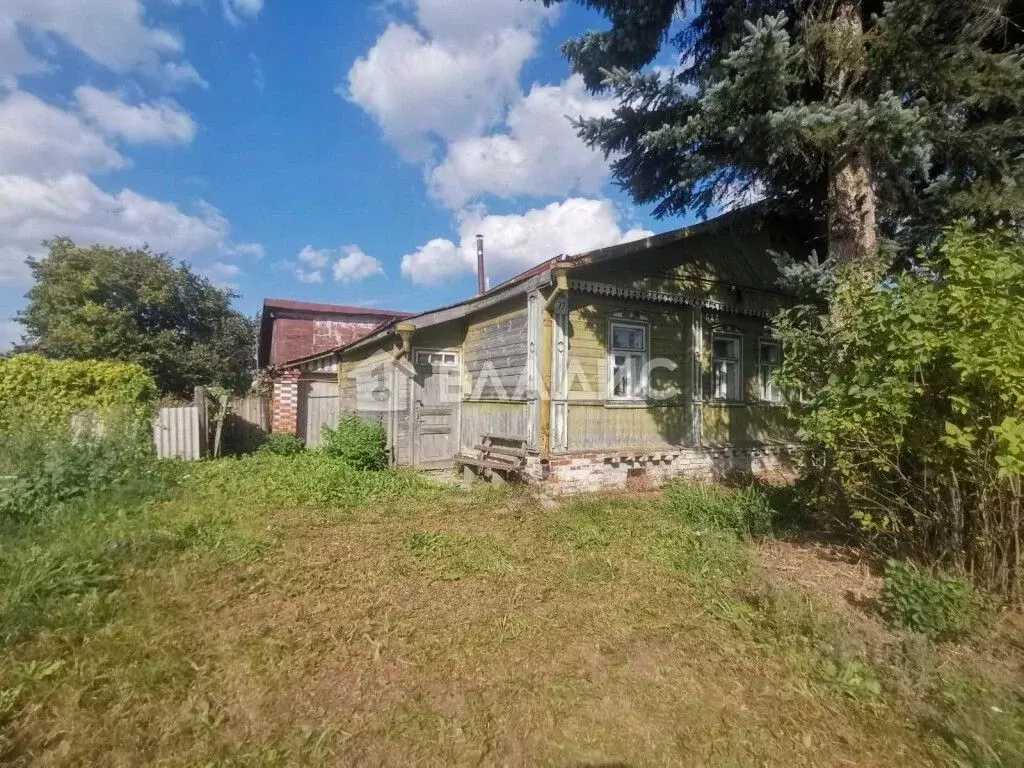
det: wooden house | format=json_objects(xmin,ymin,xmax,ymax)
[{"xmin": 309, "ymin": 206, "xmax": 811, "ymax": 491}]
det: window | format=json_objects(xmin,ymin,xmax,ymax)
[
  {"xmin": 415, "ymin": 350, "xmax": 458, "ymax": 367},
  {"xmin": 759, "ymin": 340, "xmax": 783, "ymax": 403},
  {"xmin": 609, "ymin": 321, "xmax": 647, "ymax": 399},
  {"xmin": 711, "ymin": 333, "xmax": 742, "ymax": 401}
]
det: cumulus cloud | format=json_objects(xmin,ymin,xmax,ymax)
[
  {"xmin": 75, "ymin": 87, "xmax": 197, "ymax": 144},
  {"xmin": 0, "ymin": 91, "xmax": 127, "ymax": 178},
  {"xmin": 0, "ymin": 0, "xmax": 183, "ymax": 85},
  {"xmin": 0, "ymin": 174, "xmax": 257, "ymax": 285},
  {"xmin": 345, "ymin": 0, "xmax": 555, "ymax": 159},
  {"xmin": 293, "ymin": 244, "xmax": 384, "ymax": 284},
  {"xmin": 160, "ymin": 60, "xmax": 209, "ymax": 91},
  {"xmin": 221, "ymin": 0, "xmax": 264, "ymax": 26},
  {"xmin": 333, "ymin": 245, "xmax": 385, "ymax": 283},
  {"xmin": 429, "ymin": 75, "xmax": 615, "ymax": 210},
  {"xmin": 401, "ymin": 198, "xmax": 653, "ymax": 286}
]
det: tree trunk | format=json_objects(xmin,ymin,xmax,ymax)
[{"xmin": 824, "ymin": 0, "xmax": 879, "ymax": 272}]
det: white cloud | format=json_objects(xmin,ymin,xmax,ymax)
[
  {"xmin": 429, "ymin": 75, "xmax": 615, "ymax": 210},
  {"xmin": 160, "ymin": 60, "xmax": 209, "ymax": 91},
  {"xmin": 293, "ymin": 244, "xmax": 384, "ymax": 284},
  {"xmin": 0, "ymin": 320, "xmax": 24, "ymax": 352},
  {"xmin": 0, "ymin": 0, "xmax": 182, "ymax": 85},
  {"xmin": 201, "ymin": 261, "xmax": 241, "ymax": 289},
  {"xmin": 75, "ymin": 87, "xmax": 197, "ymax": 144},
  {"xmin": 0, "ymin": 174, "xmax": 256, "ymax": 285},
  {"xmin": 412, "ymin": 0, "xmax": 554, "ymax": 43},
  {"xmin": 0, "ymin": 91, "xmax": 127, "ymax": 178},
  {"xmin": 345, "ymin": 21, "xmax": 539, "ymax": 158},
  {"xmin": 401, "ymin": 198, "xmax": 653, "ymax": 286},
  {"xmin": 332, "ymin": 245, "xmax": 384, "ymax": 283},
  {"xmin": 221, "ymin": 0, "xmax": 264, "ymax": 26}
]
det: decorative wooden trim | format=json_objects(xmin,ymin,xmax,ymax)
[{"xmin": 569, "ymin": 278, "xmax": 772, "ymax": 320}]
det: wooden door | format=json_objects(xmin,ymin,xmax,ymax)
[{"xmin": 413, "ymin": 350, "xmax": 460, "ymax": 468}]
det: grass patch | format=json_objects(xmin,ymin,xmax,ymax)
[{"xmin": 0, "ymin": 449, "xmax": 1020, "ymax": 766}]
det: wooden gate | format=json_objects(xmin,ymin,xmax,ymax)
[{"xmin": 412, "ymin": 351, "xmax": 460, "ymax": 468}]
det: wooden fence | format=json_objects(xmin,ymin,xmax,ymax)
[{"xmin": 301, "ymin": 394, "xmax": 341, "ymax": 448}]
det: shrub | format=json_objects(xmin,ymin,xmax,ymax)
[
  {"xmin": 881, "ymin": 559, "xmax": 979, "ymax": 641},
  {"xmin": 257, "ymin": 432, "xmax": 305, "ymax": 456},
  {"xmin": 0, "ymin": 417, "xmax": 166, "ymax": 525},
  {"xmin": 321, "ymin": 414, "xmax": 387, "ymax": 471},
  {"xmin": 775, "ymin": 223, "xmax": 1024, "ymax": 599},
  {"xmin": 0, "ymin": 354, "xmax": 156, "ymax": 433},
  {"xmin": 665, "ymin": 479, "xmax": 775, "ymax": 539}
]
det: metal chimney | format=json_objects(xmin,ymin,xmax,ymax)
[{"xmin": 476, "ymin": 234, "xmax": 486, "ymax": 295}]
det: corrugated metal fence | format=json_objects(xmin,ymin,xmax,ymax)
[
  {"xmin": 153, "ymin": 394, "xmax": 270, "ymax": 460},
  {"xmin": 153, "ymin": 404, "xmax": 203, "ymax": 460}
]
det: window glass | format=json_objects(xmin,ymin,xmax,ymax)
[
  {"xmin": 609, "ymin": 322, "xmax": 647, "ymax": 399},
  {"xmin": 759, "ymin": 341, "xmax": 783, "ymax": 403},
  {"xmin": 711, "ymin": 333, "xmax": 741, "ymax": 400}
]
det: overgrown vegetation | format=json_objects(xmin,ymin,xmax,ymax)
[
  {"xmin": 777, "ymin": 224, "xmax": 1024, "ymax": 600},
  {"xmin": 881, "ymin": 560, "xmax": 981, "ymax": 641},
  {"xmin": 0, "ymin": 446, "xmax": 1019, "ymax": 765},
  {"xmin": 257, "ymin": 431, "xmax": 305, "ymax": 456},
  {"xmin": 0, "ymin": 354, "xmax": 156, "ymax": 433},
  {"xmin": 321, "ymin": 414, "xmax": 388, "ymax": 470}
]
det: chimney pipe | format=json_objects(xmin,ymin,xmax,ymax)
[{"xmin": 476, "ymin": 234, "xmax": 486, "ymax": 295}]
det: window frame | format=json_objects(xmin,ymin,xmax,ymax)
[
  {"xmin": 414, "ymin": 349, "xmax": 459, "ymax": 368},
  {"xmin": 607, "ymin": 319, "xmax": 649, "ymax": 401},
  {"xmin": 710, "ymin": 331, "xmax": 743, "ymax": 402},
  {"xmin": 758, "ymin": 338, "xmax": 784, "ymax": 404}
]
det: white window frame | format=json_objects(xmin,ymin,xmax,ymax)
[
  {"xmin": 711, "ymin": 331, "xmax": 743, "ymax": 402},
  {"xmin": 414, "ymin": 349, "xmax": 459, "ymax": 368},
  {"xmin": 758, "ymin": 338, "xmax": 784, "ymax": 404},
  {"xmin": 607, "ymin": 320, "xmax": 648, "ymax": 400}
]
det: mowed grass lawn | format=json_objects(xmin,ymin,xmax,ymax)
[{"xmin": 1, "ymin": 453, "xmax": 1022, "ymax": 766}]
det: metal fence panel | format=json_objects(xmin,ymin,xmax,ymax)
[{"xmin": 153, "ymin": 405, "xmax": 202, "ymax": 460}]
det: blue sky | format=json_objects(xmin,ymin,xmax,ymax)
[{"xmin": 0, "ymin": 0, "xmax": 697, "ymax": 350}]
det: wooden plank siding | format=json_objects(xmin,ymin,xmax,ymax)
[
  {"xmin": 564, "ymin": 292, "xmax": 793, "ymax": 451},
  {"xmin": 460, "ymin": 401, "xmax": 530, "ymax": 453},
  {"xmin": 462, "ymin": 300, "xmax": 528, "ymax": 400}
]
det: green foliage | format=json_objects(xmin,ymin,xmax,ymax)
[
  {"xmin": 257, "ymin": 432, "xmax": 305, "ymax": 456},
  {"xmin": 664, "ymin": 479, "xmax": 775, "ymax": 539},
  {"xmin": 16, "ymin": 238, "xmax": 257, "ymax": 397},
  {"xmin": 188, "ymin": 452, "xmax": 437, "ymax": 510},
  {"xmin": 776, "ymin": 223, "xmax": 1024, "ymax": 598},
  {"xmin": 0, "ymin": 353, "xmax": 156, "ymax": 433},
  {"xmin": 321, "ymin": 414, "xmax": 388, "ymax": 471},
  {"xmin": 0, "ymin": 419, "xmax": 167, "ymax": 525},
  {"xmin": 881, "ymin": 560, "xmax": 979, "ymax": 641},
  {"xmin": 549, "ymin": 0, "xmax": 1024, "ymax": 253}
]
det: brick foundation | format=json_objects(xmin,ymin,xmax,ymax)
[
  {"xmin": 271, "ymin": 368, "xmax": 300, "ymax": 434},
  {"xmin": 524, "ymin": 445, "xmax": 796, "ymax": 494}
]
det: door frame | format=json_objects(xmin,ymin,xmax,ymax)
[{"xmin": 411, "ymin": 348, "xmax": 462, "ymax": 469}]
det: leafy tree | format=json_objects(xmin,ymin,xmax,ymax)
[
  {"xmin": 774, "ymin": 224, "xmax": 1024, "ymax": 598},
  {"xmin": 16, "ymin": 239, "xmax": 256, "ymax": 397},
  {"xmin": 544, "ymin": 0, "xmax": 1024, "ymax": 270}
]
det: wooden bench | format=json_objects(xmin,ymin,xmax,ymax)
[{"xmin": 456, "ymin": 434, "xmax": 528, "ymax": 484}]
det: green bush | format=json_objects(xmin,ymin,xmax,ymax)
[
  {"xmin": 0, "ymin": 354, "xmax": 156, "ymax": 433},
  {"xmin": 321, "ymin": 414, "xmax": 387, "ymax": 471},
  {"xmin": 0, "ymin": 418, "xmax": 166, "ymax": 525},
  {"xmin": 881, "ymin": 560, "xmax": 979, "ymax": 641},
  {"xmin": 775, "ymin": 223, "xmax": 1024, "ymax": 599},
  {"xmin": 665, "ymin": 479, "xmax": 775, "ymax": 539},
  {"xmin": 257, "ymin": 432, "xmax": 305, "ymax": 456}
]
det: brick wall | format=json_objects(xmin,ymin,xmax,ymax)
[
  {"xmin": 271, "ymin": 368, "xmax": 300, "ymax": 434},
  {"xmin": 524, "ymin": 445, "xmax": 795, "ymax": 495}
]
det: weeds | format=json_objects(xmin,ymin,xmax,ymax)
[
  {"xmin": 665, "ymin": 478, "xmax": 775, "ymax": 539},
  {"xmin": 881, "ymin": 559, "xmax": 982, "ymax": 641}
]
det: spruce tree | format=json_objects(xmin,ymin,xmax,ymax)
[{"xmin": 544, "ymin": 0, "xmax": 1024, "ymax": 269}]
